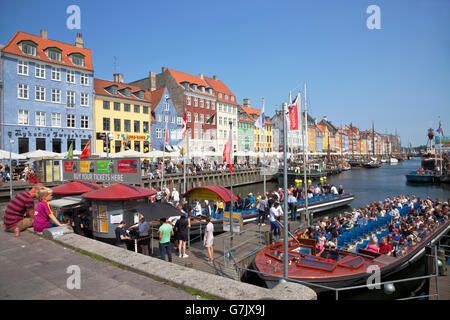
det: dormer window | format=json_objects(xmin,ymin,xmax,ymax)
[
  {"xmin": 209, "ymin": 88, "xmax": 213, "ymax": 95},
  {"xmin": 134, "ymin": 90, "xmax": 145, "ymax": 100},
  {"xmin": 191, "ymin": 84, "xmax": 197, "ymax": 91},
  {"xmin": 224, "ymin": 94, "xmax": 228, "ymax": 100},
  {"xmin": 20, "ymin": 41, "xmax": 37, "ymax": 56},
  {"xmin": 47, "ymin": 48, "xmax": 62, "ymax": 62},
  {"xmin": 231, "ymin": 96, "xmax": 234, "ymax": 102},
  {"xmin": 119, "ymin": 87, "xmax": 131, "ymax": 97},
  {"xmin": 71, "ymin": 53, "xmax": 85, "ymax": 67},
  {"xmin": 199, "ymin": 86, "xmax": 205, "ymax": 93},
  {"xmin": 218, "ymin": 93, "xmax": 223, "ymax": 99},
  {"xmin": 106, "ymin": 85, "xmax": 118, "ymax": 95}
]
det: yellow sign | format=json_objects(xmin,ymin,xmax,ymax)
[
  {"xmin": 100, "ymin": 220, "xmax": 108, "ymax": 233},
  {"xmin": 80, "ymin": 161, "xmax": 91, "ymax": 173},
  {"xmin": 223, "ymin": 212, "xmax": 243, "ymax": 233},
  {"xmin": 98, "ymin": 205, "xmax": 107, "ymax": 219},
  {"xmin": 189, "ymin": 189, "xmax": 222, "ymax": 201}
]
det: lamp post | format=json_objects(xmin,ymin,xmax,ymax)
[
  {"xmin": 106, "ymin": 132, "xmax": 113, "ymax": 185},
  {"xmin": 7, "ymin": 131, "xmax": 14, "ymax": 200}
]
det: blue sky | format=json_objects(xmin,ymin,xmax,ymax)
[{"xmin": 1, "ymin": 0, "xmax": 449, "ymax": 146}]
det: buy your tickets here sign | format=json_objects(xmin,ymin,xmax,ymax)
[{"xmin": 63, "ymin": 158, "xmax": 141, "ymax": 184}]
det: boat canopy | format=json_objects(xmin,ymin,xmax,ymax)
[{"xmin": 182, "ymin": 186, "xmax": 238, "ymax": 202}]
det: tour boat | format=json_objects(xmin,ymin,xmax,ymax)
[
  {"xmin": 405, "ymin": 170, "xmax": 435, "ymax": 183},
  {"xmin": 389, "ymin": 158, "xmax": 399, "ymax": 164},
  {"xmin": 253, "ymin": 203, "xmax": 450, "ymax": 292}
]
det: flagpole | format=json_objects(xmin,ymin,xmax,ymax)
[
  {"xmin": 161, "ymin": 121, "xmax": 167, "ymax": 190},
  {"xmin": 282, "ymin": 102, "xmax": 289, "ymax": 280},
  {"xmin": 183, "ymin": 132, "xmax": 187, "ymax": 194},
  {"xmin": 229, "ymin": 121, "xmax": 234, "ymax": 247},
  {"xmin": 262, "ymin": 97, "xmax": 266, "ymax": 195},
  {"xmin": 304, "ymin": 81, "xmax": 310, "ymax": 225}
]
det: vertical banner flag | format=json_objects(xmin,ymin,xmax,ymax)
[
  {"xmin": 437, "ymin": 117, "xmax": 444, "ymax": 136},
  {"xmin": 223, "ymin": 129, "xmax": 233, "ymax": 174},
  {"xmin": 164, "ymin": 121, "xmax": 169, "ymax": 144},
  {"xmin": 288, "ymin": 93, "xmax": 299, "ymax": 130},
  {"xmin": 66, "ymin": 142, "xmax": 73, "ymax": 160},
  {"xmin": 182, "ymin": 111, "xmax": 187, "ymax": 137},
  {"xmin": 80, "ymin": 141, "xmax": 91, "ymax": 159},
  {"xmin": 254, "ymin": 99, "xmax": 265, "ymax": 133}
]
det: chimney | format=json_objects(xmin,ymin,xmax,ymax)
[
  {"xmin": 213, "ymin": 75, "xmax": 218, "ymax": 80},
  {"xmin": 75, "ymin": 33, "xmax": 83, "ymax": 48},
  {"xmin": 113, "ymin": 73, "xmax": 124, "ymax": 83},
  {"xmin": 161, "ymin": 67, "xmax": 168, "ymax": 72},
  {"xmin": 40, "ymin": 29, "xmax": 48, "ymax": 39},
  {"xmin": 198, "ymin": 73, "xmax": 204, "ymax": 79},
  {"xmin": 243, "ymin": 98, "xmax": 250, "ymax": 107},
  {"xmin": 149, "ymin": 71, "xmax": 156, "ymax": 91}
]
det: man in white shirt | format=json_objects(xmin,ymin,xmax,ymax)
[
  {"xmin": 171, "ymin": 188, "xmax": 180, "ymax": 205},
  {"xmin": 330, "ymin": 185, "xmax": 338, "ymax": 195},
  {"xmin": 314, "ymin": 185, "xmax": 321, "ymax": 195},
  {"xmin": 194, "ymin": 201, "xmax": 202, "ymax": 217},
  {"xmin": 269, "ymin": 202, "xmax": 283, "ymax": 240}
]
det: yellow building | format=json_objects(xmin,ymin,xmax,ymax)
[{"xmin": 93, "ymin": 76, "xmax": 152, "ymax": 154}]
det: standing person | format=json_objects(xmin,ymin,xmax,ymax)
[
  {"xmin": 175, "ymin": 215, "xmax": 190, "ymax": 258},
  {"xmin": 216, "ymin": 200, "xmax": 224, "ymax": 217},
  {"xmin": 257, "ymin": 195, "xmax": 267, "ymax": 226},
  {"xmin": 158, "ymin": 217, "xmax": 174, "ymax": 262},
  {"xmin": 287, "ymin": 191, "xmax": 297, "ymax": 220},
  {"xmin": 130, "ymin": 216, "xmax": 150, "ymax": 256},
  {"xmin": 115, "ymin": 221, "xmax": 130, "ymax": 249},
  {"xmin": 171, "ymin": 188, "xmax": 180, "ymax": 206},
  {"xmin": 3, "ymin": 183, "xmax": 42, "ymax": 232},
  {"xmin": 33, "ymin": 187, "xmax": 67, "ymax": 233},
  {"xmin": 204, "ymin": 217, "xmax": 214, "ymax": 263},
  {"xmin": 269, "ymin": 201, "xmax": 283, "ymax": 240}
]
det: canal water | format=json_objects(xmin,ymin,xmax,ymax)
[{"xmin": 238, "ymin": 158, "xmax": 449, "ymax": 300}]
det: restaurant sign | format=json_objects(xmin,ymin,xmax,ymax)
[{"xmin": 63, "ymin": 157, "xmax": 141, "ymax": 184}]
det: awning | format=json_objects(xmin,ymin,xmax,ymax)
[
  {"xmin": 82, "ymin": 183, "xmax": 157, "ymax": 201},
  {"xmin": 52, "ymin": 181, "xmax": 103, "ymax": 196},
  {"xmin": 165, "ymin": 145, "xmax": 173, "ymax": 152},
  {"xmin": 49, "ymin": 197, "xmax": 84, "ymax": 209},
  {"xmin": 182, "ymin": 186, "xmax": 238, "ymax": 202}
]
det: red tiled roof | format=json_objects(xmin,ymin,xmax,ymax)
[
  {"xmin": 150, "ymin": 88, "xmax": 165, "ymax": 110},
  {"xmin": 167, "ymin": 68, "xmax": 215, "ymax": 97},
  {"xmin": 1, "ymin": 31, "xmax": 93, "ymax": 71},
  {"xmin": 82, "ymin": 183, "xmax": 157, "ymax": 201},
  {"xmin": 94, "ymin": 78, "xmax": 151, "ymax": 104},
  {"xmin": 204, "ymin": 76, "xmax": 238, "ymax": 105}
]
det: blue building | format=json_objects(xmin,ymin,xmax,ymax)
[
  {"xmin": 0, "ymin": 30, "xmax": 94, "ymax": 154},
  {"xmin": 150, "ymin": 87, "xmax": 183, "ymax": 151}
]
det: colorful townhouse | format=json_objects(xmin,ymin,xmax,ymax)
[
  {"xmin": 237, "ymin": 107, "xmax": 255, "ymax": 153},
  {"xmin": 240, "ymin": 102, "xmax": 273, "ymax": 153},
  {"xmin": 150, "ymin": 87, "xmax": 183, "ymax": 151},
  {"xmin": 271, "ymin": 110, "xmax": 303, "ymax": 153},
  {"xmin": 93, "ymin": 75, "xmax": 152, "ymax": 154},
  {"xmin": 130, "ymin": 68, "xmax": 217, "ymax": 155},
  {"xmin": 319, "ymin": 117, "xmax": 339, "ymax": 153},
  {"xmin": 0, "ymin": 30, "xmax": 94, "ymax": 153},
  {"xmin": 204, "ymin": 76, "xmax": 238, "ymax": 153}
]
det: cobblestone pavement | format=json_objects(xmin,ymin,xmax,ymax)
[{"xmin": 0, "ymin": 229, "xmax": 201, "ymax": 300}]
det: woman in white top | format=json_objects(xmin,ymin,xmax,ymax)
[{"xmin": 204, "ymin": 217, "xmax": 214, "ymax": 263}]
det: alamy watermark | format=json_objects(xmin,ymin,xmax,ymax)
[
  {"xmin": 66, "ymin": 5, "xmax": 81, "ymax": 30},
  {"xmin": 366, "ymin": 5, "xmax": 381, "ymax": 30},
  {"xmin": 66, "ymin": 265, "xmax": 81, "ymax": 290}
]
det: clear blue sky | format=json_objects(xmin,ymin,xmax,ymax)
[{"xmin": 1, "ymin": 0, "xmax": 449, "ymax": 147}]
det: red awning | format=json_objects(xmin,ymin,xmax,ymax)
[
  {"xmin": 81, "ymin": 183, "xmax": 156, "ymax": 201},
  {"xmin": 52, "ymin": 181, "xmax": 103, "ymax": 196},
  {"xmin": 182, "ymin": 186, "xmax": 238, "ymax": 202}
]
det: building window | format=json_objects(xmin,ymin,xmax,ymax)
[
  {"xmin": 219, "ymin": 116, "xmax": 222, "ymax": 125},
  {"xmin": 51, "ymin": 67, "xmax": 61, "ymax": 81},
  {"xmin": 164, "ymin": 101, "xmax": 169, "ymax": 111},
  {"xmin": 114, "ymin": 119, "xmax": 121, "ymax": 131},
  {"xmin": 67, "ymin": 70, "xmax": 75, "ymax": 83},
  {"xmin": 35, "ymin": 64, "xmax": 45, "ymax": 79},
  {"xmin": 80, "ymin": 93, "xmax": 89, "ymax": 106},
  {"xmin": 134, "ymin": 105, "xmax": 140, "ymax": 113},
  {"xmin": 51, "ymin": 88, "xmax": 61, "ymax": 103},
  {"xmin": 187, "ymin": 112, "xmax": 191, "ymax": 122},
  {"xmin": 143, "ymin": 106, "xmax": 149, "ymax": 114},
  {"xmin": 114, "ymin": 102, "xmax": 120, "ymax": 111},
  {"xmin": 81, "ymin": 115, "xmax": 89, "ymax": 129},
  {"xmin": 134, "ymin": 121, "xmax": 140, "ymax": 133},
  {"xmin": 143, "ymin": 121, "xmax": 149, "ymax": 133},
  {"xmin": 51, "ymin": 113, "xmax": 61, "ymax": 127},
  {"xmin": 72, "ymin": 55, "xmax": 85, "ymax": 67},
  {"xmin": 194, "ymin": 113, "xmax": 198, "ymax": 123},
  {"xmin": 22, "ymin": 43, "xmax": 36, "ymax": 56},
  {"xmin": 18, "ymin": 138, "xmax": 29, "ymax": 154},
  {"xmin": 103, "ymin": 101, "xmax": 110, "ymax": 110},
  {"xmin": 115, "ymin": 140, "xmax": 121, "ymax": 153},
  {"xmin": 35, "ymin": 86, "xmax": 46, "ymax": 101},
  {"xmin": 186, "ymin": 96, "xmax": 191, "ymax": 106},
  {"xmin": 200, "ymin": 114, "xmax": 204, "ymax": 123},
  {"xmin": 80, "ymin": 73, "xmax": 89, "ymax": 86},
  {"xmin": 211, "ymin": 101, "xmax": 215, "ymax": 110},
  {"xmin": 218, "ymin": 93, "xmax": 222, "ymax": 99},
  {"xmin": 157, "ymin": 114, "xmax": 162, "ymax": 122},
  {"xmin": 163, "ymin": 115, "xmax": 168, "ymax": 123},
  {"xmin": 48, "ymin": 50, "xmax": 61, "ymax": 62},
  {"xmin": 124, "ymin": 120, "xmax": 131, "ymax": 132},
  {"xmin": 225, "ymin": 94, "xmax": 228, "ymax": 100},
  {"xmin": 102, "ymin": 117, "xmax": 110, "ymax": 131},
  {"xmin": 35, "ymin": 111, "xmax": 46, "ymax": 126},
  {"xmin": 200, "ymin": 99, "xmax": 204, "ymax": 108},
  {"xmin": 206, "ymin": 100, "xmax": 210, "ymax": 109},
  {"xmin": 124, "ymin": 104, "xmax": 130, "ymax": 112},
  {"xmin": 66, "ymin": 114, "xmax": 75, "ymax": 128},
  {"xmin": 67, "ymin": 91, "xmax": 75, "ymax": 108},
  {"xmin": 18, "ymin": 83, "xmax": 29, "ymax": 99},
  {"xmin": 231, "ymin": 96, "xmax": 234, "ymax": 102},
  {"xmin": 171, "ymin": 115, "xmax": 175, "ymax": 123},
  {"xmin": 194, "ymin": 97, "xmax": 198, "ymax": 107},
  {"xmin": 18, "ymin": 60, "xmax": 29, "ymax": 76},
  {"xmin": 18, "ymin": 110, "xmax": 29, "ymax": 125},
  {"xmin": 36, "ymin": 138, "xmax": 46, "ymax": 150},
  {"xmin": 156, "ymin": 128, "xmax": 162, "ymax": 139},
  {"xmin": 134, "ymin": 141, "xmax": 140, "ymax": 151},
  {"xmin": 177, "ymin": 117, "xmax": 182, "ymax": 125}
]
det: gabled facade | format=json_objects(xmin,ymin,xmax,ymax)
[
  {"xmin": 1, "ymin": 30, "xmax": 94, "ymax": 153},
  {"xmin": 150, "ymin": 87, "xmax": 182, "ymax": 151},
  {"xmin": 93, "ymin": 75, "xmax": 151, "ymax": 153},
  {"xmin": 237, "ymin": 107, "xmax": 255, "ymax": 153},
  {"xmin": 271, "ymin": 110, "xmax": 303, "ymax": 153},
  {"xmin": 240, "ymin": 103, "xmax": 272, "ymax": 153}
]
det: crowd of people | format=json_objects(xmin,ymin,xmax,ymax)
[
  {"xmin": 298, "ymin": 195, "xmax": 449, "ymax": 257},
  {"xmin": 0, "ymin": 163, "xmax": 36, "ymax": 183}
]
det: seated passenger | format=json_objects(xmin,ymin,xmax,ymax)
[
  {"xmin": 33, "ymin": 187, "xmax": 67, "ymax": 232},
  {"xmin": 395, "ymin": 239, "xmax": 407, "ymax": 257},
  {"xmin": 366, "ymin": 236, "xmax": 379, "ymax": 253},
  {"xmin": 316, "ymin": 231, "xmax": 326, "ymax": 256},
  {"xmin": 378, "ymin": 237, "xmax": 392, "ymax": 256},
  {"xmin": 344, "ymin": 216, "xmax": 354, "ymax": 230}
]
